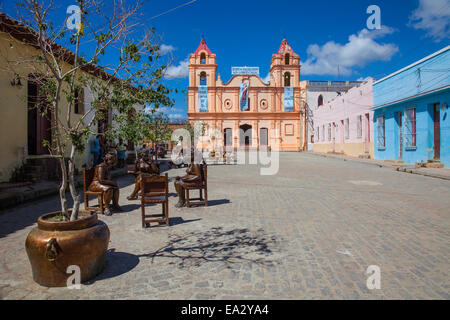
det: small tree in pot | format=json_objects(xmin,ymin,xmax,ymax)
[{"xmin": 3, "ymin": 0, "xmax": 174, "ymax": 286}]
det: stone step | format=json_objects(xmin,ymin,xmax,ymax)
[
  {"xmin": 384, "ymin": 160, "xmax": 405, "ymax": 164},
  {"xmin": 416, "ymin": 161, "xmax": 444, "ymax": 169}
]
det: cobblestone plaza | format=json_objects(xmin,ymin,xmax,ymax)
[{"xmin": 0, "ymin": 153, "xmax": 449, "ymax": 299}]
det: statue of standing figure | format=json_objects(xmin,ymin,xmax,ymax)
[
  {"xmin": 127, "ymin": 149, "xmax": 160, "ymax": 200},
  {"xmin": 89, "ymin": 151, "xmax": 122, "ymax": 216}
]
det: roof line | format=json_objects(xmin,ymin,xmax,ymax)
[
  {"xmin": 374, "ymin": 46, "xmax": 450, "ymax": 85},
  {"xmin": 0, "ymin": 11, "xmax": 124, "ymax": 84},
  {"xmin": 372, "ymin": 85, "xmax": 450, "ymax": 110}
]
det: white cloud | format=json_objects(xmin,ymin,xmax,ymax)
[
  {"xmin": 168, "ymin": 113, "xmax": 187, "ymax": 121},
  {"xmin": 301, "ymin": 27, "xmax": 398, "ymax": 76},
  {"xmin": 164, "ymin": 57, "xmax": 189, "ymax": 79},
  {"xmin": 357, "ymin": 76, "xmax": 373, "ymax": 82},
  {"xmin": 159, "ymin": 44, "xmax": 176, "ymax": 55},
  {"xmin": 262, "ymin": 73, "xmax": 270, "ymax": 83},
  {"xmin": 409, "ymin": 0, "xmax": 450, "ymax": 42}
]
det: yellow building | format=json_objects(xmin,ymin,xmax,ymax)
[
  {"xmin": 0, "ymin": 12, "xmax": 130, "ymax": 182},
  {"xmin": 187, "ymin": 39, "xmax": 306, "ymax": 152}
]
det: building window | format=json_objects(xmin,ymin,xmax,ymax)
[
  {"xmin": 322, "ymin": 125, "xmax": 325, "ymax": 142},
  {"xmin": 284, "ymin": 72, "xmax": 291, "ymax": 87},
  {"xmin": 200, "ymin": 72, "xmax": 206, "ymax": 85},
  {"xmin": 224, "ymin": 128, "xmax": 232, "ymax": 146},
  {"xmin": 344, "ymin": 118, "xmax": 349, "ymax": 139},
  {"xmin": 318, "ymin": 95, "xmax": 323, "ymax": 107},
  {"xmin": 74, "ymin": 87, "xmax": 84, "ymax": 114},
  {"xmin": 405, "ymin": 107, "xmax": 416, "ymax": 148},
  {"xmin": 316, "ymin": 126, "xmax": 320, "ymax": 142},
  {"xmin": 328, "ymin": 123, "xmax": 331, "ymax": 141},
  {"xmin": 200, "ymin": 52, "xmax": 206, "ymax": 64},
  {"xmin": 377, "ymin": 114, "xmax": 385, "ymax": 148},
  {"xmin": 357, "ymin": 115, "xmax": 362, "ymax": 138},
  {"xmin": 260, "ymin": 128, "xmax": 268, "ymax": 146},
  {"xmin": 285, "ymin": 53, "xmax": 290, "ymax": 65}
]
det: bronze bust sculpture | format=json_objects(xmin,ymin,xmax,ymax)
[
  {"xmin": 127, "ymin": 149, "xmax": 160, "ymax": 200},
  {"xmin": 174, "ymin": 150, "xmax": 204, "ymax": 208},
  {"xmin": 89, "ymin": 151, "xmax": 122, "ymax": 216}
]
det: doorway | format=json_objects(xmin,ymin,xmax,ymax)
[
  {"xmin": 332, "ymin": 122, "xmax": 336, "ymax": 153},
  {"xmin": 364, "ymin": 113, "xmax": 370, "ymax": 153},
  {"xmin": 239, "ymin": 124, "xmax": 252, "ymax": 148},
  {"xmin": 27, "ymin": 77, "xmax": 52, "ymax": 155},
  {"xmin": 434, "ymin": 103, "xmax": 440, "ymax": 160},
  {"xmin": 396, "ymin": 111, "xmax": 403, "ymax": 159}
]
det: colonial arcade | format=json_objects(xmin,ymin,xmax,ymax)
[{"xmin": 187, "ymin": 39, "xmax": 306, "ymax": 152}]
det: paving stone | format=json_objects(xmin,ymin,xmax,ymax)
[{"xmin": 0, "ymin": 153, "xmax": 449, "ymax": 299}]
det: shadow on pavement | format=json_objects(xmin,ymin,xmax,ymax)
[
  {"xmin": 169, "ymin": 217, "xmax": 201, "ymax": 226},
  {"xmin": 139, "ymin": 227, "xmax": 280, "ymax": 269},
  {"xmin": 117, "ymin": 204, "xmax": 141, "ymax": 212},
  {"xmin": 203, "ymin": 199, "xmax": 230, "ymax": 207},
  {"xmin": 85, "ymin": 248, "xmax": 140, "ymax": 285}
]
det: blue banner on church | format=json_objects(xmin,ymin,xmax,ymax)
[
  {"xmin": 198, "ymin": 85, "xmax": 208, "ymax": 112},
  {"xmin": 284, "ymin": 87, "xmax": 293, "ymax": 112},
  {"xmin": 239, "ymin": 83, "xmax": 250, "ymax": 111}
]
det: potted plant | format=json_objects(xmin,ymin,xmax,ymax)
[{"xmin": 5, "ymin": 0, "xmax": 174, "ymax": 286}]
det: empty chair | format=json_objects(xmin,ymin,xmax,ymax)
[{"xmin": 140, "ymin": 173, "xmax": 169, "ymax": 228}]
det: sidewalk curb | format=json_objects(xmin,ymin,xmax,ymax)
[
  {"xmin": 0, "ymin": 168, "xmax": 128, "ymax": 212},
  {"xmin": 306, "ymin": 151, "xmax": 450, "ymax": 181}
]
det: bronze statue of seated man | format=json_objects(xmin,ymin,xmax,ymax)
[
  {"xmin": 127, "ymin": 149, "xmax": 160, "ymax": 200},
  {"xmin": 174, "ymin": 150, "xmax": 204, "ymax": 208},
  {"xmin": 89, "ymin": 151, "xmax": 122, "ymax": 216}
]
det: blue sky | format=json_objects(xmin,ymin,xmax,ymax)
[{"xmin": 1, "ymin": 0, "xmax": 449, "ymax": 121}]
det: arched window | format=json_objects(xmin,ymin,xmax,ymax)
[
  {"xmin": 200, "ymin": 72, "xmax": 207, "ymax": 85},
  {"xmin": 200, "ymin": 52, "xmax": 206, "ymax": 64},
  {"xmin": 285, "ymin": 53, "xmax": 290, "ymax": 65},
  {"xmin": 318, "ymin": 95, "xmax": 323, "ymax": 107},
  {"xmin": 284, "ymin": 72, "xmax": 291, "ymax": 87}
]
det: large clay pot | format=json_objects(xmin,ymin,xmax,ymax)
[{"xmin": 25, "ymin": 211, "xmax": 110, "ymax": 287}]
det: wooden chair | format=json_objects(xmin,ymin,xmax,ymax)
[
  {"xmin": 83, "ymin": 168, "xmax": 104, "ymax": 215},
  {"xmin": 185, "ymin": 164, "xmax": 208, "ymax": 207},
  {"xmin": 140, "ymin": 173, "xmax": 169, "ymax": 228}
]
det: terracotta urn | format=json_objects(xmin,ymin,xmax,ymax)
[{"xmin": 25, "ymin": 211, "xmax": 110, "ymax": 287}]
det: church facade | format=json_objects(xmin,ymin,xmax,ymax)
[{"xmin": 187, "ymin": 39, "xmax": 306, "ymax": 152}]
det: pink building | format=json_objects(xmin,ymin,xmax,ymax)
[{"xmin": 312, "ymin": 79, "xmax": 374, "ymax": 158}]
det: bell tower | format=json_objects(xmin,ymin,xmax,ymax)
[
  {"xmin": 188, "ymin": 38, "xmax": 217, "ymax": 88},
  {"xmin": 269, "ymin": 39, "xmax": 300, "ymax": 87},
  {"xmin": 188, "ymin": 39, "xmax": 217, "ymax": 113}
]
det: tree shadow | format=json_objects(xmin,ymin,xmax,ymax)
[
  {"xmin": 84, "ymin": 248, "xmax": 139, "ymax": 285},
  {"xmin": 139, "ymin": 227, "xmax": 280, "ymax": 269}
]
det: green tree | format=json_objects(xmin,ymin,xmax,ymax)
[
  {"xmin": 7, "ymin": 0, "xmax": 174, "ymax": 221},
  {"xmin": 145, "ymin": 112, "xmax": 172, "ymax": 160}
]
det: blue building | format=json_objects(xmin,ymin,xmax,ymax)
[{"xmin": 373, "ymin": 46, "xmax": 450, "ymax": 167}]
